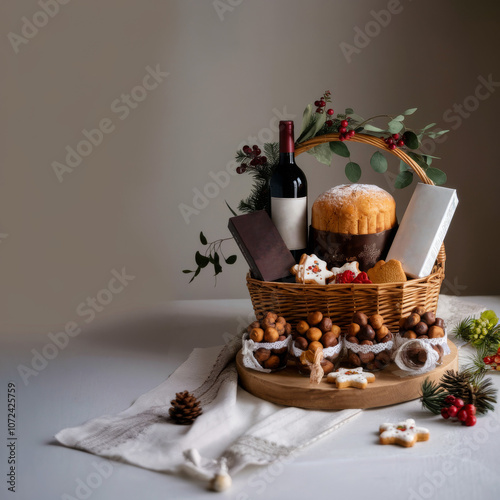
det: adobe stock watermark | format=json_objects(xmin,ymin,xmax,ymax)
[
  {"xmin": 213, "ymin": 0, "xmax": 243, "ymax": 22},
  {"xmin": 407, "ymin": 411, "xmax": 500, "ymax": 500},
  {"xmin": 61, "ymin": 460, "xmax": 113, "ymax": 500},
  {"xmin": 178, "ymin": 106, "xmax": 295, "ymax": 225},
  {"xmin": 51, "ymin": 64, "xmax": 169, "ymax": 183},
  {"xmin": 7, "ymin": 0, "xmax": 74, "ymax": 55},
  {"xmin": 340, "ymin": 0, "xmax": 406, "ymax": 63},
  {"xmin": 16, "ymin": 267, "xmax": 135, "ymax": 386}
]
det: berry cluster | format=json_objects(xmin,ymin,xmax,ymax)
[
  {"xmin": 441, "ymin": 395, "xmax": 477, "ymax": 426},
  {"xmin": 314, "ymin": 90, "xmax": 332, "ymax": 115},
  {"xmin": 237, "ymin": 145, "xmax": 268, "ymax": 174},
  {"xmin": 336, "ymin": 270, "xmax": 371, "ymax": 284},
  {"xmin": 338, "ymin": 119, "xmax": 355, "ymax": 142},
  {"xmin": 483, "ymin": 347, "xmax": 500, "ymax": 370},
  {"xmin": 470, "ymin": 317, "xmax": 493, "ymax": 344},
  {"xmin": 383, "ymin": 133, "xmax": 405, "ymax": 151}
]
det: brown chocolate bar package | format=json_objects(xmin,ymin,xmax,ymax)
[{"xmin": 228, "ymin": 211, "xmax": 296, "ymax": 281}]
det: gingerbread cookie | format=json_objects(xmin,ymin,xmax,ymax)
[
  {"xmin": 379, "ymin": 419, "xmax": 430, "ymax": 447},
  {"xmin": 291, "ymin": 254, "xmax": 334, "ymax": 285},
  {"xmin": 367, "ymin": 259, "xmax": 407, "ymax": 284},
  {"xmin": 327, "ymin": 367, "xmax": 376, "ymax": 389}
]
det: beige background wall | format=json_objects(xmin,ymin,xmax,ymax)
[{"xmin": 1, "ymin": 0, "xmax": 499, "ymax": 330}]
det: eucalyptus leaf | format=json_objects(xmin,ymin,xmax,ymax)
[
  {"xmin": 393, "ymin": 114, "xmax": 405, "ymax": 121},
  {"xmin": 225, "ymin": 255, "xmax": 237, "ymax": 265},
  {"xmin": 421, "ymin": 123, "xmax": 437, "ymax": 132},
  {"xmin": 309, "ymin": 142, "xmax": 334, "ymax": 165},
  {"xmin": 330, "ymin": 141, "xmax": 350, "ymax": 158},
  {"xmin": 402, "ymin": 131, "xmax": 419, "ymax": 149},
  {"xmin": 403, "ymin": 108, "xmax": 417, "ymax": 115},
  {"xmin": 423, "ymin": 155, "xmax": 432, "ymax": 166},
  {"xmin": 297, "ymin": 104, "xmax": 314, "ymax": 142},
  {"xmin": 195, "ymin": 251, "xmax": 210, "ymax": 268},
  {"xmin": 346, "ymin": 112, "xmax": 365, "ymax": 123},
  {"xmin": 345, "ymin": 162, "xmax": 361, "ymax": 182},
  {"xmin": 200, "ymin": 231, "xmax": 207, "ymax": 245},
  {"xmin": 345, "ymin": 108, "xmax": 354, "ymax": 115},
  {"xmin": 298, "ymin": 112, "xmax": 326, "ymax": 143},
  {"xmin": 182, "ymin": 269, "xmax": 193, "ymax": 274},
  {"xmin": 388, "ymin": 120, "xmax": 404, "ymax": 134},
  {"xmin": 426, "ymin": 167, "xmax": 447, "ymax": 185},
  {"xmin": 363, "ymin": 124, "xmax": 386, "ymax": 133},
  {"xmin": 394, "ymin": 171, "xmax": 414, "ymax": 189},
  {"xmin": 407, "ymin": 151, "xmax": 428, "ymax": 169},
  {"xmin": 370, "ymin": 151, "xmax": 388, "ymax": 173},
  {"xmin": 399, "ymin": 160, "xmax": 410, "ymax": 172}
]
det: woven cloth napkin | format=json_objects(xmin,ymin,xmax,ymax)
[{"xmin": 55, "ymin": 295, "xmax": 485, "ymax": 484}]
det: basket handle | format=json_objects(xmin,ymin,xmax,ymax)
[{"xmin": 295, "ymin": 133, "xmax": 446, "ymax": 269}]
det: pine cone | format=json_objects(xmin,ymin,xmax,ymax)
[{"xmin": 168, "ymin": 391, "xmax": 203, "ymax": 425}]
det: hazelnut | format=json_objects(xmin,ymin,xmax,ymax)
[
  {"xmin": 404, "ymin": 313, "xmax": 420, "ymax": 330},
  {"xmin": 247, "ymin": 321, "xmax": 260, "ymax": 333},
  {"xmin": 294, "ymin": 337, "xmax": 309, "ymax": 351},
  {"xmin": 434, "ymin": 318, "xmax": 445, "ymax": 329},
  {"xmin": 306, "ymin": 327, "xmax": 323, "ymax": 342},
  {"xmin": 318, "ymin": 317, "xmax": 333, "ymax": 333},
  {"xmin": 432, "ymin": 344, "xmax": 444, "ymax": 359},
  {"xmin": 261, "ymin": 317, "xmax": 276, "ymax": 329},
  {"xmin": 412, "ymin": 306, "xmax": 426, "ymax": 316},
  {"xmin": 358, "ymin": 325, "xmax": 376, "ymax": 342},
  {"xmin": 361, "ymin": 340, "xmax": 373, "ymax": 345},
  {"xmin": 399, "ymin": 317, "xmax": 407, "ymax": 329},
  {"xmin": 307, "ymin": 311, "xmax": 323, "ymax": 326},
  {"xmin": 359, "ymin": 351, "xmax": 375, "ymax": 364},
  {"xmin": 418, "ymin": 350, "xmax": 428, "ymax": 364},
  {"xmin": 428, "ymin": 325, "xmax": 445, "ymax": 338},
  {"xmin": 264, "ymin": 327, "xmax": 280, "ymax": 343},
  {"xmin": 277, "ymin": 335, "xmax": 287, "ymax": 342},
  {"xmin": 276, "ymin": 323, "xmax": 285, "ymax": 335},
  {"xmin": 284, "ymin": 323, "xmax": 292, "ymax": 336},
  {"xmin": 264, "ymin": 355, "xmax": 281, "ymax": 370},
  {"xmin": 348, "ymin": 352, "xmax": 361, "ymax": 367},
  {"xmin": 414, "ymin": 322, "xmax": 429, "ymax": 336},
  {"xmin": 276, "ymin": 316, "xmax": 286, "ymax": 324},
  {"xmin": 308, "ymin": 341, "xmax": 323, "ymax": 353},
  {"xmin": 273, "ymin": 345, "xmax": 288, "ymax": 355},
  {"xmin": 330, "ymin": 325, "xmax": 341, "ymax": 337},
  {"xmin": 253, "ymin": 348, "xmax": 271, "ymax": 365},
  {"xmin": 346, "ymin": 336, "xmax": 359, "ymax": 344},
  {"xmin": 321, "ymin": 332, "xmax": 339, "ymax": 348},
  {"xmin": 376, "ymin": 325, "xmax": 389, "ymax": 341},
  {"xmin": 348, "ymin": 323, "xmax": 361, "ymax": 337},
  {"xmin": 369, "ymin": 314, "xmax": 384, "ymax": 330},
  {"xmin": 366, "ymin": 362, "xmax": 378, "ymax": 371},
  {"xmin": 404, "ymin": 330, "xmax": 417, "ymax": 339},
  {"xmin": 419, "ymin": 335, "xmax": 429, "ymax": 339},
  {"xmin": 381, "ymin": 332, "xmax": 393, "ymax": 343},
  {"xmin": 376, "ymin": 351, "xmax": 391, "ymax": 365},
  {"xmin": 296, "ymin": 320, "xmax": 310, "ymax": 335},
  {"xmin": 421, "ymin": 311, "xmax": 436, "ymax": 325},
  {"xmin": 264, "ymin": 311, "xmax": 278, "ymax": 322},
  {"xmin": 321, "ymin": 360, "xmax": 334, "ymax": 375},
  {"xmin": 249, "ymin": 328, "xmax": 264, "ymax": 343},
  {"xmin": 352, "ymin": 312, "xmax": 368, "ymax": 327}
]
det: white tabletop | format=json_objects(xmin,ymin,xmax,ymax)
[{"xmin": 2, "ymin": 296, "xmax": 500, "ymax": 500}]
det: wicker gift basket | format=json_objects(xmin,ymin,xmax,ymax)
[{"xmin": 246, "ymin": 133, "xmax": 445, "ymax": 332}]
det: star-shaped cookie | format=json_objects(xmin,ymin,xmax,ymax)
[
  {"xmin": 291, "ymin": 254, "xmax": 333, "ymax": 285},
  {"xmin": 379, "ymin": 419, "xmax": 430, "ymax": 447},
  {"xmin": 326, "ymin": 367, "xmax": 375, "ymax": 389}
]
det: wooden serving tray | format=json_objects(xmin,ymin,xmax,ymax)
[{"xmin": 236, "ymin": 340, "xmax": 458, "ymax": 410}]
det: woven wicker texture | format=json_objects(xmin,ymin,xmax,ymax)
[{"xmin": 247, "ymin": 133, "xmax": 445, "ymax": 331}]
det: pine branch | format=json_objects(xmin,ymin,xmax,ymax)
[{"xmin": 420, "ymin": 378, "xmax": 449, "ymax": 415}]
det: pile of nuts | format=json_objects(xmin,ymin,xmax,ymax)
[
  {"xmin": 247, "ymin": 311, "xmax": 292, "ymax": 370},
  {"xmin": 398, "ymin": 306, "xmax": 445, "ymax": 360},
  {"xmin": 346, "ymin": 312, "xmax": 393, "ymax": 370},
  {"xmin": 292, "ymin": 311, "xmax": 341, "ymax": 375}
]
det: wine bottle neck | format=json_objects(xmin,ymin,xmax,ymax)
[
  {"xmin": 278, "ymin": 152, "xmax": 295, "ymax": 165},
  {"xmin": 279, "ymin": 120, "xmax": 295, "ymax": 154}
]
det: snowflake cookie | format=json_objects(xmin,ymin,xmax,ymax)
[
  {"xmin": 326, "ymin": 367, "xmax": 375, "ymax": 389},
  {"xmin": 379, "ymin": 419, "xmax": 430, "ymax": 447},
  {"xmin": 329, "ymin": 262, "xmax": 360, "ymax": 284},
  {"xmin": 291, "ymin": 254, "xmax": 333, "ymax": 285}
]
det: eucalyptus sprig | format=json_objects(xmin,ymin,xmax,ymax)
[{"xmin": 183, "ymin": 232, "xmax": 237, "ymax": 283}]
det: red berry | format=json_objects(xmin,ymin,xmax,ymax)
[
  {"xmin": 389, "ymin": 144, "xmax": 396, "ymax": 150},
  {"xmin": 457, "ymin": 409, "xmax": 468, "ymax": 422},
  {"xmin": 319, "ymin": 100, "xmax": 326, "ymax": 107},
  {"xmin": 314, "ymin": 100, "xmax": 320, "ymax": 107},
  {"xmin": 317, "ymin": 108, "xmax": 324, "ymax": 114},
  {"xmin": 243, "ymin": 145, "xmax": 251, "ymax": 154},
  {"xmin": 464, "ymin": 415, "xmax": 477, "ymax": 427},
  {"xmin": 341, "ymin": 120, "xmax": 348, "ymax": 128},
  {"xmin": 349, "ymin": 130, "xmax": 355, "ymax": 137},
  {"xmin": 397, "ymin": 140, "xmax": 405, "ymax": 147},
  {"xmin": 326, "ymin": 120, "xmax": 333, "ymax": 127},
  {"xmin": 444, "ymin": 395, "xmax": 456, "ymax": 405},
  {"xmin": 252, "ymin": 145, "xmax": 258, "ymax": 150},
  {"xmin": 454, "ymin": 398, "xmax": 465, "ymax": 409},
  {"xmin": 441, "ymin": 408, "xmax": 450, "ymax": 419},
  {"xmin": 387, "ymin": 137, "xmax": 394, "ymax": 145},
  {"xmin": 463, "ymin": 404, "xmax": 476, "ymax": 415},
  {"xmin": 340, "ymin": 127, "xmax": 347, "ymax": 134},
  {"xmin": 327, "ymin": 109, "xmax": 334, "ymax": 115},
  {"xmin": 447, "ymin": 405, "xmax": 459, "ymax": 418},
  {"xmin": 339, "ymin": 135, "xmax": 346, "ymax": 142},
  {"xmin": 236, "ymin": 165, "xmax": 246, "ymax": 174},
  {"xmin": 392, "ymin": 133, "xmax": 400, "ymax": 140},
  {"xmin": 260, "ymin": 156, "xmax": 267, "ymax": 164}
]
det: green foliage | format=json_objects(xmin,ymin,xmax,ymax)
[
  {"xmin": 370, "ymin": 151, "xmax": 388, "ymax": 173},
  {"xmin": 452, "ymin": 311, "xmax": 500, "ymax": 350},
  {"xmin": 345, "ymin": 162, "xmax": 361, "ymax": 182},
  {"xmin": 394, "ymin": 171, "xmax": 413, "ymax": 189},
  {"xmin": 330, "ymin": 141, "xmax": 350, "ymax": 158}
]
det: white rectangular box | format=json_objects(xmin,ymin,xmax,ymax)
[{"xmin": 387, "ymin": 183, "xmax": 458, "ymax": 278}]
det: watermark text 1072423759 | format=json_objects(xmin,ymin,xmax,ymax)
[{"xmin": 6, "ymin": 382, "xmax": 17, "ymax": 493}]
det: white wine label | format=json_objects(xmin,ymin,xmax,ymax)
[{"xmin": 271, "ymin": 196, "xmax": 307, "ymax": 250}]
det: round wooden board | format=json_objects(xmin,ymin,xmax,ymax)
[{"xmin": 236, "ymin": 340, "xmax": 458, "ymax": 410}]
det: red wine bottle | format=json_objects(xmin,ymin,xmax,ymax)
[{"xmin": 269, "ymin": 121, "xmax": 308, "ymax": 261}]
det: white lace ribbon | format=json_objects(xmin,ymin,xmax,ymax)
[
  {"xmin": 290, "ymin": 338, "xmax": 343, "ymax": 360},
  {"xmin": 393, "ymin": 339, "xmax": 441, "ymax": 376},
  {"xmin": 241, "ymin": 332, "xmax": 292, "ymax": 373},
  {"xmin": 344, "ymin": 338, "xmax": 394, "ymax": 354},
  {"xmin": 395, "ymin": 331, "xmax": 451, "ymax": 356}
]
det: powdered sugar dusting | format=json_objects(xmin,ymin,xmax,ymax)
[{"xmin": 314, "ymin": 184, "xmax": 394, "ymax": 205}]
